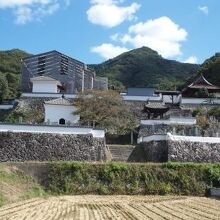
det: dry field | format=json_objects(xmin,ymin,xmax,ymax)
[{"xmin": 0, "ymin": 195, "xmax": 220, "ymax": 220}]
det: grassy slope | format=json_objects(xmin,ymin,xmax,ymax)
[{"xmin": 0, "ymin": 164, "xmax": 45, "ymax": 207}]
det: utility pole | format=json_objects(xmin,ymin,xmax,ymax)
[{"xmin": 82, "ymin": 68, "xmax": 85, "ymax": 92}]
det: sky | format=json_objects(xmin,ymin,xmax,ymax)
[{"xmin": 0, "ymin": 0, "xmax": 219, "ymax": 64}]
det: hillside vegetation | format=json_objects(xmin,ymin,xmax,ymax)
[
  {"xmin": 0, "ymin": 164, "xmax": 44, "ymax": 207},
  {"xmin": 1, "ymin": 47, "xmax": 220, "ymax": 98},
  {"xmin": 0, "ymin": 49, "xmax": 29, "ymax": 99},
  {"xmin": 90, "ymin": 47, "xmax": 199, "ymax": 90},
  {"xmin": 47, "ymin": 162, "xmax": 220, "ymax": 196},
  {"xmin": 198, "ymin": 52, "xmax": 220, "ymax": 86}
]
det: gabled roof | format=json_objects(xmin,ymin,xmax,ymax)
[
  {"xmin": 30, "ymin": 75, "xmax": 57, "ymax": 82},
  {"xmin": 44, "ymin": 97, "xmax": 73, "ymax": 106},
  {"xmin": 188, "ymin": 75, "xmax": 220, "ymax": 89},
  {"xmin": 30, "ymin": 76, "xmax": 62, "ymax": 86}
]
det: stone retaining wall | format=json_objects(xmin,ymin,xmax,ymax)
[
  {"xmin": 139, "ymin": 141, "xmax": 168, "ymax": 162},
  {"xmin": 168, "ymin": 140, "xmax": 220, "ymax": 162},
  {"xmin": 0, "ymin": 132, "xmax": 106, "ymax": 162}
]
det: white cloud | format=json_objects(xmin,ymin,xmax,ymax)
[
  {"xmin": 87, "ymin": 0, "xmax": 140, "ymax": 28},
  {"xmin": 184, "ymin": 56, "xmax": 198, "ymax": 64},
  {"xmin": 0, "ymin": 0, "xmax": 69, "ymax": 24},
  {"xmin": 91, "ymin": 43, "xmax": 129, "ymax": 59},
  {"xmin": 198, "ymin": 6, "xmax": 209, "ymax": 15},
  {"xmin": 14, "ymin": 6, "xmax": 33, "ymax": 24},
  {"xmin": 119, "ymin": 16, "xmax": 188, "ymax": 58}
]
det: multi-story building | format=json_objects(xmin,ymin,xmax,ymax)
[{"xmin": 21, "ymin": 50, "xmax": 108, "ymax": 94}]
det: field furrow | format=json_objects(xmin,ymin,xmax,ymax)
[{"xmin": 0, "ymin": 195, "xmax": 220, "ymax": 220}]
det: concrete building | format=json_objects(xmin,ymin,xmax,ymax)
[
  {"xmin": 44, "ymin": 97, "xmax": 79, "ymax": 125},
  {"xmin": 21, "ymin": 50, "xmax": 108, "ymax": 94}
]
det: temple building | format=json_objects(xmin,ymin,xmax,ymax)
[
  {"xmin": 182, "ymin": 74, "xmax": 220, "ymax": 97},
  {"xmin": 21, "ymin": 50, "xmax": 108, "ymax": 94}
]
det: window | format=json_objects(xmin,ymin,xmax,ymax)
[
  {"xmin": 38, "ymin": 56, "xmax": 46, "ymax": 75},
  {"xmin": 61, "ymin": 55, "xmax": 68, "ymax": 75}
]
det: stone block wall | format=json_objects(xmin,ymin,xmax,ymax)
[
  {"xmin": 0, "ymin": 132, "xmax": 106, "ymax": 162},
  {"xmin": 140, "ymin": 141, "xmax": 168, "ymax": 162},
  {"xmin": 168, "ymin": 140, "xmax": 220, "ymax": 162}
]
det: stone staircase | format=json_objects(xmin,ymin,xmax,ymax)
[{"xmin": 107, "ymin": 145, "xmax": 135, "ymax": 161}]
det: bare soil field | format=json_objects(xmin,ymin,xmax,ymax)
[{"xmin": 0, "ymin": 195, "xmax": 220, "ymax": 220}]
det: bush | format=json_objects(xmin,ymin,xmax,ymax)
[{"xmin": 46, "ymin": 162, "xmax": 220, "ymax": 196}]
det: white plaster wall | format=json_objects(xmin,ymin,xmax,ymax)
[
  {"xmin": 44, "ymin": 104, "xmax": 79, "ymax": 124},
  {"xmin": 0, "ymin": 124, "xmax": 105, "ymax": 138},
  {"xmin": 138, "ymin": 133, "xmax": 220, "ymax": 144},
  {"xmin": 122, "ymin": 94, "xmax": 161, "ymax": 101},
  {"xmin": 182, "ymin": 98, "xmax": 220, "ymax": 104},
  {"xmin": 167, "ymin": 133, "xmax": 220, "ymax": 143},
  {"xmin": 32, "ymin": 81, "xmax": 58, "ymax": 93},
  {"xmin": 141, "ymin": 117, "xmax": 196, "ymax": 126},
  {"xmin": 0, "ymin": 105, "xmax": 14, "ymax": 110},
  {"xmin": 137, "ymin": 134, "xmax": 166, "ymax": 144},
  {"xmin": 22, "ymin": 93, "xmax": 77, "ymax": 98}
]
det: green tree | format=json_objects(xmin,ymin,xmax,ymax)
[
  {"xmin": 74, "ymin": 90, "xmax": 138, "ymax": 135},
  {"xmin": 0, "ymin": 75, "xmax": 8, "ymax": 102}
]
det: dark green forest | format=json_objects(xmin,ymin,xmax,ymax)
[{"xmin": 90, "ymin": 47, "xmax": 199, "ymax": 91}]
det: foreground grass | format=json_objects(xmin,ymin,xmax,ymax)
[{"xmin": 0, "ymin": 164, "xmax": 46, "ymax": 207}]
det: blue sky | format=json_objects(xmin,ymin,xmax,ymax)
[{"xmin": 0, "ymin": 0, "xmax": 219, "ymax": 64}]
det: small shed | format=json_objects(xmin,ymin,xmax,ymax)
[
  {"xmin": 30, "ymin": 76, "xmax": 62, "ymax": 93},
  {"xmin": 44, "ymin": 97, "xmax": 79, "ymax": 125}
]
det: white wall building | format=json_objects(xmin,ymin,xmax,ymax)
[
  {"xmin": 44, "ymin": 97, "xmax": 79, "ymax": 125},
  {"xmin": 30, "ymin": 76, "xmax": 62, "ymax": 93}
]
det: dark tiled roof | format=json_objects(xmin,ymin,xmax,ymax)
[
  {"xmin": 44, "ymin": 97, "xmax": 73, "ymax": 106},
  {"xmin": 189, "ymin": 75, "xmax": 220, "ymax": 89}
]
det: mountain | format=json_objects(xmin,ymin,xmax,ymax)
[
  {"xmin": 197, "ymin": 53, "xmax": 220, "ymax": 86},
  {"xmin": 0, "ymin": 49, "xmax": 29, "ymax": 99},
  {"xmin": 90, "ymin": 47, "xmax": 199, "ymax": 91}
]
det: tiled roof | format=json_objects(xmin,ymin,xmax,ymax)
[
  {"xmin": 189, "ymin": 75, "xmax": 220, "ymax": 89},
  {"xmin": 30, "ymin": 76, "xmax": 58, "ymax": 81},
  {"xmin": 44, "ymin": 97, "xmax": 73, "ymax": 106}
]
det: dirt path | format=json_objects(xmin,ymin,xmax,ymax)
[{"xmin": 0, "ymin": 195, "xmax": 220, "ymax": 220}]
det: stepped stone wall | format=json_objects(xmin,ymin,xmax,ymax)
[{"xmin": 0, "ymin": 132, "xmax": 106, "ymax": 162}]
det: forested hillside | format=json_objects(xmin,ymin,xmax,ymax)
[
  {"xmin": 197, "ymin": 53, "xmax": 220, "ymax": 86},
  {"xmin": 90, "ymin": 47, "xmax": 199, "ymax": 91},
  {"xmin": 1, "ymin": 47, "xmax": 220, "ymax": 99}
]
